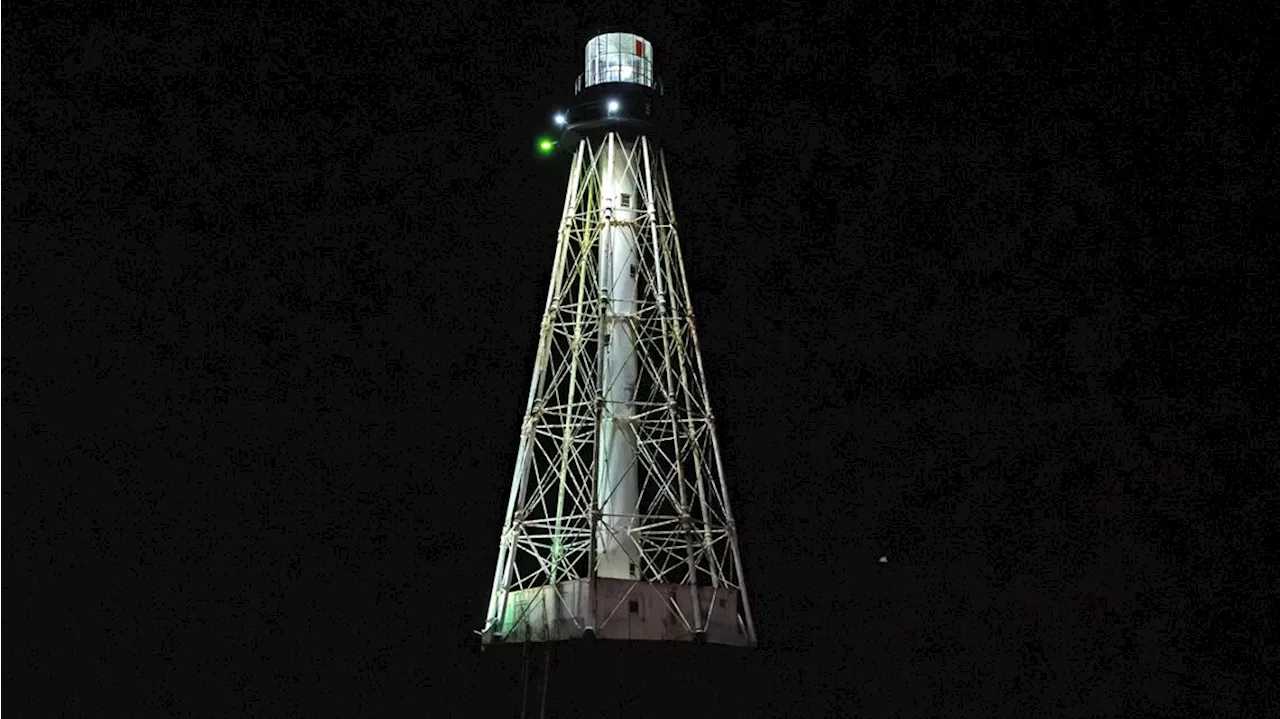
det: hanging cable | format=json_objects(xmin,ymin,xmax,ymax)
[
  {"xmin": 519, "ymin": 640, "xmax": 531, "ymax": 719},
  {"xmin": 538, "ymin": 644, "xmax": 551, "ymax": 719}
]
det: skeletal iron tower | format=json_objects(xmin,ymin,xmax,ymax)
[{"xmin": 480, "ymin": 28, "xmax": 756, "ymax": 649}]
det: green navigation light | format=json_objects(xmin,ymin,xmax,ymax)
[{"xmin": 538, "ymin": 139, "xmax": 555, "ymax": 154}]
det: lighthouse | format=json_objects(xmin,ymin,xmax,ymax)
[{"xmin": 480, "ymin": 28, "xmax": 757, "ymax": 650}]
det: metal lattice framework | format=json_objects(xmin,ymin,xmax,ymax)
[{"xmin": 482, "ymin": 133, "xmax": 756, "ymax": 644}]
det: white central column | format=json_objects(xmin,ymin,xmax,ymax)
[{"xmin": 597, "ymin": 133, "xmax": 640, "ymax": 580}]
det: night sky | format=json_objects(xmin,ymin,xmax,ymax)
[{"xmin": 7, "ymin": 1, "xmax": 1277, "ymax": 717}]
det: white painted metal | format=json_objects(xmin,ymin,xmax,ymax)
[
  {"xmin": 481, "ymin": 133, "xmax": 757, "ymax": 647},
  {"xmin": 599, "ymin": 133, "xmax": 640, "ymax": 581}
]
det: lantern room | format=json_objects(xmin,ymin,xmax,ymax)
[{"xmin": 583, "ymin": 32, "xmax": 655, "ymax": 88}]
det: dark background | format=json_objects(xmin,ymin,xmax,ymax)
[{"xmin": 6, "ymin": 0, "xmax": 1277, "ymax": 716}]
